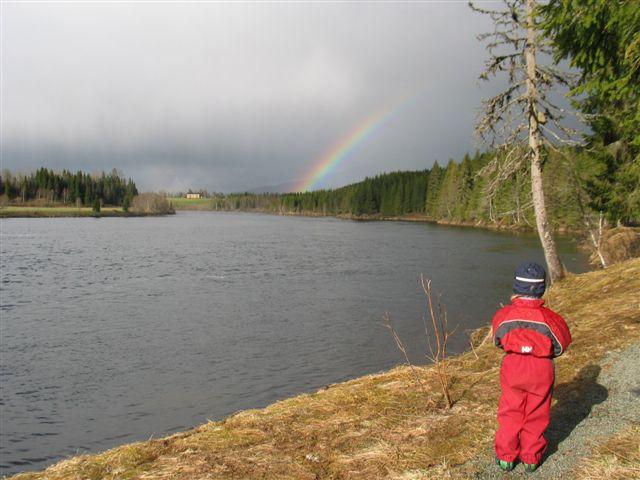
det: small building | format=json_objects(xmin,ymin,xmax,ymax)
[{"xmin": 185, "ymin": 193, "xmax": 201, "ymax": 199}]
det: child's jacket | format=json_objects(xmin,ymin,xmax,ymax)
[{"xmin": 492, "ymin": 297, "xmax": 571, "ymax": 358}]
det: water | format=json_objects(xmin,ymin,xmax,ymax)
[{"xmin": 0, "ymin": 212, "xmax": 588, "ymax": 475}]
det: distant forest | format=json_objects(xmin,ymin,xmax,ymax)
[
  {"xmin": 207, "ymin": 145, "xmax": 638, "ymax": 229},
  {"xmin": 0, "ymin": 168, "xmax": 138, "ymax": 207}
]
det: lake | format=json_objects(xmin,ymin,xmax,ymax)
[{"xmin": 0, "ymin": 212, "xmax": 588, "ymax": 475}]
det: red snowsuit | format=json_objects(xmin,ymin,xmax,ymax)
[{"xmin": 492, "ymin": 297, "xmax": 571, "ymax": 465}]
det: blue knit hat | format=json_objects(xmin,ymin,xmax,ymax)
[{"xmin": 513, "ymin": 262, "xmax": 546, "ymax": 298}]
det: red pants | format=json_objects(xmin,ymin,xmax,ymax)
[{"xmin": 495, "ymin": 353, "xmax": 554, "ymax": 465}]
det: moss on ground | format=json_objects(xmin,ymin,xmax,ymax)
[{"xmin": 10, "ymin": 259, "xmax": 640, "ymax": 480}]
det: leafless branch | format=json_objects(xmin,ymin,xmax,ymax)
[
  {"xmin": 383, "ymin": 312, "xmax": 435, "ymax": 405},
  {"xmin": 420, "ymin": 275, "xmax": 454, "ymax": 409}
]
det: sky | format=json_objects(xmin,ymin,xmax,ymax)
[{"xmin": 1, "ymin": 1, "xmax": 499, "ymax": 193}]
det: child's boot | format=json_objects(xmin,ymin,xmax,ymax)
[
  {"xmin": 523, "ymin": 463, "xmax": 539, "ymax": 473},
  {"xmin": 496, "ymin": 458, "xmax": 515, "ymax": 472}
]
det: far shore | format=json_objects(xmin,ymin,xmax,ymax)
[
  {"xmin": 1, "ymin": 200, "xmax": 581, "ymax": 236},
  {"xmin": 168, "ymin": 197, "xmax": 582, "ymax": 235}
]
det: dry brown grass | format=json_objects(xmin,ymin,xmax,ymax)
[
  {"xmin": 575, "ymin": 423, "xmax": 640, "ymax": 480},
  {"xmin": 10, "ymin": 259, "xmax": 640, "ymax": 480}
]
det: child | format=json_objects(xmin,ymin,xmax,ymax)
[{"xmin": 492, "ymin": 262, "xmax": 571, "ymax": 473}]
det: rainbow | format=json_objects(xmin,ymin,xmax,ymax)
[{"xmin": 294, "ymin": 95, "xmax": 413, "ymax": 192}]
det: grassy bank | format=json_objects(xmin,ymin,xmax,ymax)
[
  {"xmin": 10, "ymin": 259, "xmax": 640, "ymax": 480},
  {"xmin": 0, "ymin": 206, "xmax": 172, "ymax": 218},
  {"xmin": 0, "ymin": 206, "xmax": 127, "ymax": 218},
  {"xmin": 168, "ymin": 197, "xmax": 213, "ymax": 210}
]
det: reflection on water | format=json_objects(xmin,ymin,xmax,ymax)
[{"xmin": 0, "ymin": 212, "xmax": 588, "ymax": 474}]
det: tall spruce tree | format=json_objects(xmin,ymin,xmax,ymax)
[{"xmin": 541, "ymin": 0, "xmax": 640, "ymax": 225}]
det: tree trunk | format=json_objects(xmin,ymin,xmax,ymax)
[
  {"xmin": 530, "ymin": 150, "xmax": 565, "ymax": 282},
  {"xmin": 525, "ymin": 0, "xmax": 565, "ymax": 283}
]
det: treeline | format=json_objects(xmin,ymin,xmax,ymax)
[
  {"xmin": 207, "ymin": 145, "xmax": 638, "ymax": 229},
  {"xmin": 0, "ymin": 168, "xmax": 138, "ymax": 207},
  {"xmin": 211, "ymin": 170, "xmax": 430, "ymax": 217}
]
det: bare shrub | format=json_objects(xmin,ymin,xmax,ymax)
[
  {"xmin": 584, "ymin": 211, "xmax": 608, "ymax": 268},
  {"xmin": 130, "ymin": 193, "xmax": 175, "ymax": 215},
  {"xmin": 384, "ymin": 275, "xmax": 455, "ymax": 409},
  {"xmin": 383, "ymin": 312, "xmax": 434, "ymax": 406},
  {"xmin": 420, "ymin": 275, "xmax": 454, "ymax": 409}
]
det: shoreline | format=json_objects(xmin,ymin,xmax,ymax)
[
  {"xmin": 285, "ymin": 212, "xmax": 581, "ymax": 235},
  {"xmin": 0, "ymin": 206, "xmax": 174, "ymax": 218},
  {"xmin": 9, "ymin": 259, "xmax": 639, "ymax": 479},
  {"xmin": 174, "ymin": 205, "xmax": 581, "ymax": 235}
]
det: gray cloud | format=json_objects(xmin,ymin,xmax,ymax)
[{"xmin": 2, "ymin": 2, "xmax": 497, "ymax": 192}]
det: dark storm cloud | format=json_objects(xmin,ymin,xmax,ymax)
[{"xmin": 2, "ymin": 2, "xmax": 496, "ymax": 192}]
